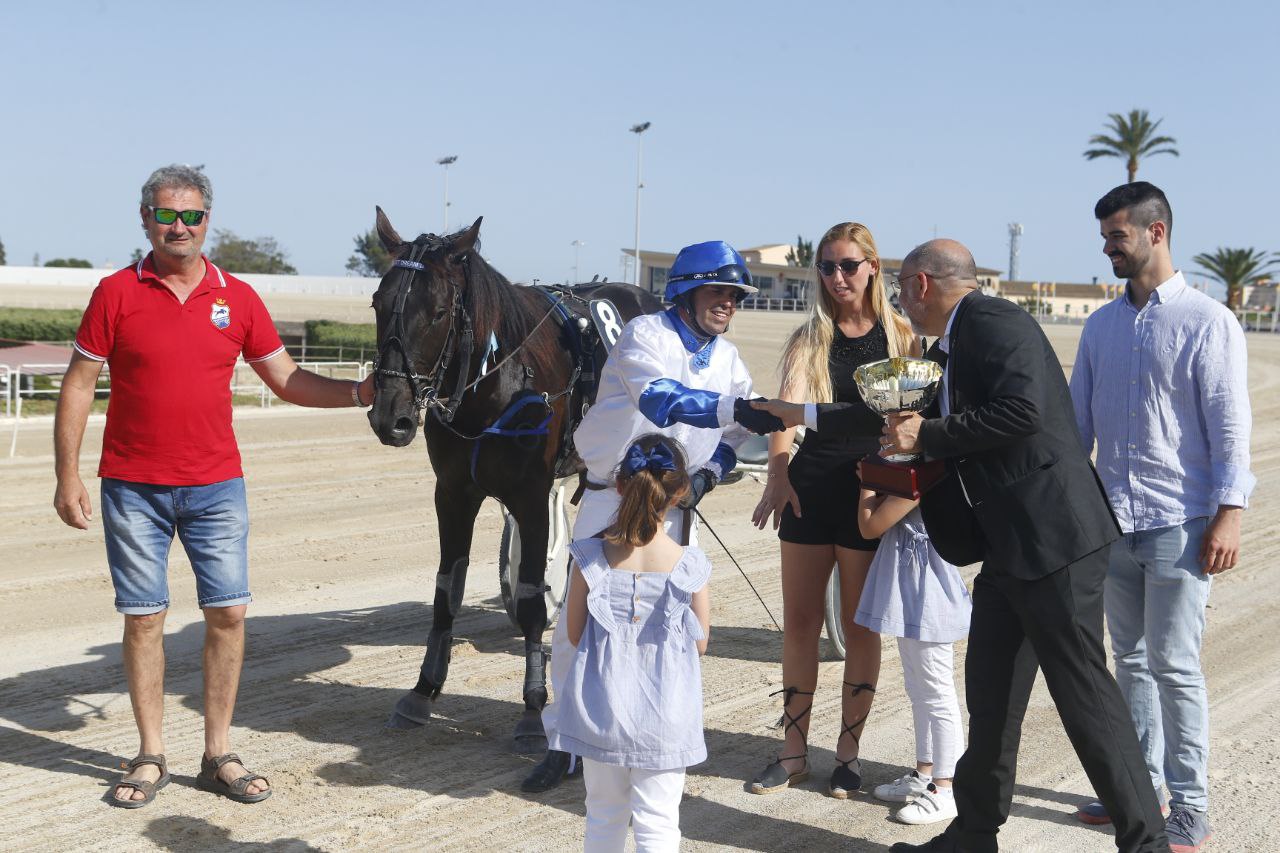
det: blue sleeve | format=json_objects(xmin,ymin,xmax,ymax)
[
  {"xmin": 637, "ymin": 377, "xmax": 722, "ymax": 429},
  {"xmin": 709, "ymin": 441, "xmax": 737, "ymax": 478}
]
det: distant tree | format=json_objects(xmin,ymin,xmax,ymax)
[
  {"xmin": 209, "ymin": 229, "xmax": 298, "ymax": 274},
  {"xmin": 785, "ymin": 235, "xmax": 814, "ymax": 268},
  {"xmin": 346, "ymin": 229, "xmax": 392, "ymax": 277},
  {"xmin": 1083, "ymin": 109, "xmax": 1179, "ymax": 183},
  {"xmin": 44, "ymin": 258, "xmax": 94, "ymax": 268},
  {"xmin": 1192, "ymin": 247, "xmax": 1278, "ymax": 310},
  {"xmin": 130, "ymin": 248, "xmax": 146, "ymax": 264},
  {"xmin": 0, "ymin": 236, "xmax": 6, "ymax": 265}
]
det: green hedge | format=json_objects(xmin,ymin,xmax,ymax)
[
  {"xmin": 304, "ymin": 319, "xmax": 377, "ymax": 348},
  {"xmin": 0, "ymin": 309, "xmax": 381, "ymax": 349},
  {"xmin": 0, "ymin": 308, "xmax": 84, "ymax": 341}
]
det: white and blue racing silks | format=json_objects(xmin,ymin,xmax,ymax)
[
  {"xmin": 638, "ymin": 378, "xmax": 722, "ymax": 429},
  {"xmin": 708, "ymin": 441, "xmax": 737, "ymax": 480},
  {"xmin": 573, "ymin": 311, "xmax": 755, "ymax": 485}
]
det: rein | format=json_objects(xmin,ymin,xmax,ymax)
[
  {"xmin": 373, "ymin": 248, "xmax": 580, "ymax": 440},
  {"xmin": 372, "ymin": 247, "xmax": 473, "ymax": 423}
]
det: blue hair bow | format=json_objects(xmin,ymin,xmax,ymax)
[{"xmin": 622, "ymin": 442, "xmax": 677, "ymax": 477}]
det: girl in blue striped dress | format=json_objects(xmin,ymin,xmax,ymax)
[
  {"xmin": 855, "ymin": 465, "xmax": 971, "ymax": 827},
  {"xmin": 549, "ymin": 434, "xmax": 712, "ymax": 852}
]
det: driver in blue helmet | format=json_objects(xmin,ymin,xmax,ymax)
[
  {"xmin": 572, "ymin": 239, "xmax": 783, "ymax": 534},
  {"xmin": 522, "ymin": 239, "xmax": 784, "ymax": 792}
]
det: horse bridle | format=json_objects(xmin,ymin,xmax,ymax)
[{"xmin": 372, "ymin": 242, "xmax": 474, "ymax": 424}]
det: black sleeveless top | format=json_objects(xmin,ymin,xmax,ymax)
[{"xmin": 797, "ymin": 320, "xmax": 889, "ymax": 457}]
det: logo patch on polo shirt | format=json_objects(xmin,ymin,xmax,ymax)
[{"xmin": 210, "ymin": 297, "xmax": 231, "ymax": 330}]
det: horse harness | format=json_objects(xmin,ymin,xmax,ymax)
[
  {"xmin": 373, "ymin": 243, "xmax": 475, "ymax": 425},
  {"xmin": 373, "ymin": 246, "xmax": 617, "ymax": 483}
]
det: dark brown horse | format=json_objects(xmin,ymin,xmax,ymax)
[{"xmin": 366, "ymin": 209, "xmax": 661, "ymax": 751}]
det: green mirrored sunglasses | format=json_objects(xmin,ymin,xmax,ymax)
[{"xmin": 149, "ymin": 207, "xmax": 207, "ymax": 226}]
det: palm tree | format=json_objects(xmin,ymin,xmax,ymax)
[
  {"xmin": 785, "ymin": 235, "xmax": 814, "ymax": 268},
  {"xmin": 1191, "ymin": 247, "xmax": 1277, "ymax": 310},
  {"xmin": 1083, "ymin": 109, "xmax": 1179, "ymax": 183}
]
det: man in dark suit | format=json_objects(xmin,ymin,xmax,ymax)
[{"xmin": 753, "ymin": 239, "xmax": 1168, "ymax": 852}]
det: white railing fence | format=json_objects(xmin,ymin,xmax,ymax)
[
  {"xmin": 740, "ymin": 297, "xmax": 809, "ymax": 312},
  {"xmin": 5, "ymin": 360, "xmax": 370, "ymax": 458},
  {"xmin": 1234, "ymin": 309, "xmax": 1278, "ymax": 333}
]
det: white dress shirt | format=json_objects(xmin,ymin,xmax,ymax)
[{"xmin": 1069, "ymin": 271, "xmax": 1254, "ymax": 533}]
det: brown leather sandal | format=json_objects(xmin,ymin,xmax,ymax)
[
  {"xmin": 196, "ymin": 752, "xmax": 272, "ymax": 804},
  {"xmin": 108, "ymin": 753, "xmax": 170, "ymax": 809}
]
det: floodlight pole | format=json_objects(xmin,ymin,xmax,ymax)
[
  {"xmin": 630, "ymin": 122, "xmax": 650, "ymax": 286},
  {"xmin": 437, "ymin": 155, "xmax": 458, "ymax": 231},
  {"xmin": 572, "ymin": 239, "xmax": 585, "ymax": 283}
]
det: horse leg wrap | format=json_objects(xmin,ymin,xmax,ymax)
[
  {"xmin": 516, "ymin": 581, "xmax": 550, "ymax": 600},
  {"xmin": 515, "ymin": 580, "xmax": 549, "ymax": 628},
  {"xmin": 436, "ymin": 558, "xmax": 470, "ymax": 617},
  {"xmin": 522, "ymin": 641, "xmax": 549, "ymax": 710},
  {"xmin": 414, "ymin": 628, "xmax": 453, "ymax": 699}
]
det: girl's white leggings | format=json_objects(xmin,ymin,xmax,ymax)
[
  {"xmin": 898, "ymin": 637, "xmax": 965, "ymax": 779},
  {"xmin": 582, "ymin": 759, "xmax": 685, "ymax": 852}
]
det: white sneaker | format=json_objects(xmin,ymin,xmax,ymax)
[
  {"xmin": 874, "ymin": 770, "xmax": 930, "ymax": 803},
  {"xmin": 893, "ymin": 784, "xmax": 957, "ymax": 825}
]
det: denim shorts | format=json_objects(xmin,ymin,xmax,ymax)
[{"xmin": 101, "ymin": 477, "xmax": 251, "ymax": 615}]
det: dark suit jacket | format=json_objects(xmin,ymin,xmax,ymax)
[{"xmin": 816, "ymin": 292, "xmax": 1120, "ymax": 578}]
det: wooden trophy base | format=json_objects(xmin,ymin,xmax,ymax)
[{"xmin": 860, "ymin": 454, "xmax": 946, "ymax": 500}]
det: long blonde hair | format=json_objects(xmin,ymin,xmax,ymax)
[{"xmin": 778, "ymin": 222, "xmax": 914, "ymax": 401}]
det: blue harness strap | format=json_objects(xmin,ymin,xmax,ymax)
[{"xmin": 470, "ymin": 392, "xmax": 553, "ymax": 481}]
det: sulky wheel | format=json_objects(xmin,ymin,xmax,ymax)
[
  {"xmin": 498, "ymin": 479, "xmax": 573, "ymax": 631},
  {"xmin": 823, "ymin": 569, "xmax": 845, "ymax": 659}
]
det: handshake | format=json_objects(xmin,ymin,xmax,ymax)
[{"xmin": 732, "ymin": 397, "xmax": 805, "ymax": 436}]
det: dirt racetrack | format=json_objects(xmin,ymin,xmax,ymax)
[{"xmin": 2, "ymin": 309, "xmax": 1277, "ymax": 852}]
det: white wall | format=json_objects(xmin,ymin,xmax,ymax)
[{"xmin": 0, "ymin": 265, "xmax": 381, "ymax": 297}]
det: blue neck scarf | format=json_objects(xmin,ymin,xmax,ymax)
[{"xmin": 665, "ymin": 307, "xmax": 717, "ymax": 371}]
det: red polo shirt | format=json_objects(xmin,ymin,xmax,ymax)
[{"xmin": 75, "ymin": 254, "xmax": 285, "ymax": 485}]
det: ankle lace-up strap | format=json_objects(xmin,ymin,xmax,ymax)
[
  {"xmin": 767, "ymin": 686, "xmax": 815, "ymax": 752},
  {"xmin": 836, "ymin": 680, "xmax": 877, "ymax": 761}
]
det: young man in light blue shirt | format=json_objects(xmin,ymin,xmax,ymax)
[{"xmin": 1070, "ymin": 181, "xmax": 1254, "ymax": 853}]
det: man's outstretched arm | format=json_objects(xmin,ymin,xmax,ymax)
[{"xmin": 53, "ymin": 353, "xmax": 104, "ymax": 529}]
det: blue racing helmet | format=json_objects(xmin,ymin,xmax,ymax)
[{"xmin": 664, "ymin": 240, "xmax": 758, "ymax": 302}]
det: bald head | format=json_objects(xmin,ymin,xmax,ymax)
[{"xmin": 904, "ymin": 239, "xmax": 978, "ymax": 291}]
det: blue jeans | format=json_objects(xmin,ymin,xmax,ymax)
[
  {"xmin": 101, "ymin": 477, "xmax": 251, "ymax": 614},
  {"xmin": 1106, "ymin": 517, "xmax": 1212, "ymax": 812}
]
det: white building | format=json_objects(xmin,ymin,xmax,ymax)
[{"xmin": 624, "ymin": 245, "xmax": 1001, "ymax": 309}]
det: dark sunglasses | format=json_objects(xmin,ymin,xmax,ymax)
[
  {"xmin": 815, "ymin": 257, "xmax": 870, "ymax": 277},
  {"xmin": 665, "ymin": 263, "xmax": 754, "ymax": 287},
  {"xmin": 149, "ymin": 206, "xmax": 207, "ymax": 226}
]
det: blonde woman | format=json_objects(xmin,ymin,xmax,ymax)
[{"xmin": 748, "ymin": 222, "xmax": 919, "ymax": 798}]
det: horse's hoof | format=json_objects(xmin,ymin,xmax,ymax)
[
  {"xmin": 385, "ymin": 691, "xmax": 433, "ymax": 729},
  {"xmin": 521, "ymin": 749, "xmax": 574, "ymax": 793},
  {"xmin": 512, "ymin": 709, "xmax": 547, "ymax": 754}
]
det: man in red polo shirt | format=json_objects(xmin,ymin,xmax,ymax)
[{"xmin": 53, "ymin": 164, "xmax": 376, "ymax": 808}]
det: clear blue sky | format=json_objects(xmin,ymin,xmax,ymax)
[{"xmin": 1, "ymin": 0, "xmax": 1276, "ymax": 289}]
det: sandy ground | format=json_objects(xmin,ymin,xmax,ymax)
[{"xmin": 2, "ymin": 310, "xmax": 1277, "ymax": 853}]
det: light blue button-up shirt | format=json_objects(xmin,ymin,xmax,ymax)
[{"xmin": 1070, "ymin": 271, "xmax": 1254, "ymax": 533}]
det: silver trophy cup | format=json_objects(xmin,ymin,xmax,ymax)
[{"xmin": 853, "ymin": 356, "xmax": 944, "ymax": 462}]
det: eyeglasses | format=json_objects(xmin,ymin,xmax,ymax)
[
  {"xmin": 665, "ymin": 263, "xmax": 753, "ymax": 287},
  {"xmin": 815, "ymin": 257, "xmax": 870, "ymax": 277},
  {"xmin": 149, "ymin": 207, "xmax": 207, "ymax": 226},
  {"xmin": 889, "ymin": 271, "xmax": 922, "ymax": 296}
]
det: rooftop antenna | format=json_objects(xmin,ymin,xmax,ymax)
[{"xmin": 1008, "ymin": 223, "xmax": 1024, "ymax": 281}]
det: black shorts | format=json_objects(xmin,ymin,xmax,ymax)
[{"xmin": 777, "ymin": 445, "xmax": 880, "ymax": 552}]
